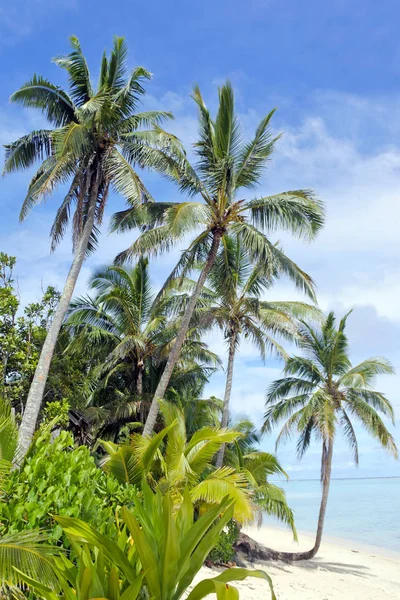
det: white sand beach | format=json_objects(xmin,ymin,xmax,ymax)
[{"xmin": 192, "ymin": 526, "xmax": 400, "ymax": 599}]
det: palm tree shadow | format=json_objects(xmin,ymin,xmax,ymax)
[{"xmin": 297, "ymin": 558, "xmax": 372, "ymax": 578}]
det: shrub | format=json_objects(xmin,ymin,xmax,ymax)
[
  {"xmin": 0, "ymin": 428, "xmax": 136, "ymax": 543},
  {"xmin": 42, "ymin": 399, "xmax": 70, "ymax": 427},
  {"xmin": 207, "ymin": 519, "xmax": 240, "ymax": 564}
]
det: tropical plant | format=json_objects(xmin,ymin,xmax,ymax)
[
  {"xmin": 0, "ymin": 253, "xmax": 62, "ymax": 412},
  {"xmin": 65, "ymin": 259, "xmax": 220, "ymax": 437},
  {"xmin": 0, "ymin": 427, "xmax": 137, "ymax": 543},
  {"xmin": 189, "ymin": 236, "xmax": 321, "ymax": 466},
  {"xmin": 113, "ymin": 81, "xmax": 324, "ymax": 435},
  {"xmin": 0, "ymin": 396, "xmax": 19, "ymax": 478},
  {"xmin": 207, "ymin": 519, "xmax": 240, "ymax": 565},
  {"xmin": 3, "ymin": 36, "xmax": 182, "ymax": 457},
  {"xmin": 263, "ymin": 311, "xmax": 398, "ymax": 559},
  {"xmin": 101, "ymin": 402, "xmax": 293, "ymax": 527},
  {"xmin": 15, "ymin": 487, "xmax": 276, "ymax": 600},
  {"xmin": 0, "ymin": 400, "xmax": 59, "ymax": 592}
]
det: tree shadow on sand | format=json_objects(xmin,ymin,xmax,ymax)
[{"xmin": 291, "ymin": 558, "xmax": 371, "ymax": 578}]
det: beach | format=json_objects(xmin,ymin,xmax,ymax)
[{"xmin": 192, "ymin": 526, "xmax": 400, "ymax": 599}]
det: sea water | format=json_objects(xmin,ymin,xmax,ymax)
[{"xmin": 263, "ymin": 478, "xmax": 400, "ymax": 552}]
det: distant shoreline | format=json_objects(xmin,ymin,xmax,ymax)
[{"xmin": 280, "ymin": 475, "xmax": 400, "ymax": 482}]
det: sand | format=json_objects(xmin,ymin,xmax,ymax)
[{"xmin": 191, "ymin": 526, "xmax": 400, "ymax": 599}]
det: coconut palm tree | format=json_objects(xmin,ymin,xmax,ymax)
[
  {"xmin": 3, "ymin": 36, "xmax": 182, "ymax": 457},
  {"xmin": 192, "ymin": 236, "xmax": 322, "ymax": 467},
  {"xmin": 263, "ymin": 311, "xmax": 398, "ymax": 560},
  {"xmin": 65, "ymin": 259, "xmax": 219, "ymax": 436},
  {"xmin": 113, "ymin": 82, "xmax": 325, "ymax": 435}
]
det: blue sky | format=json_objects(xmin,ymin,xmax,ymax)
[{"xmin": 1, "ymin": 0, "xmax": 400, "ymax": 479}]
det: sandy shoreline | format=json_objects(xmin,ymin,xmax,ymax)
[{"xmin": 190, "ymin": 525, "xmax": 400, "ymax": 599}]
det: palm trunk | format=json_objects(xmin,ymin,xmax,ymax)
[
  {"xmin": 235, "ymin": 439, "xmax": 334, "ymax": 563},
  {"xmin": 307, "ymin": 438, "xmax": 334, "ymax": 558},
  {"xmin": 17, "ymin": 176, "xmax": 99, "ymax": 460},
  {"xmin": 137, "ymin": 363, "xmax": 145, "ymax": 423},
  {"xmin": 137, "ymin": 366, "xmax": 143, "ymax": 395},
  {"xmin": 215, "ymin": 331, "xmax": 237, "ymax": 468},
  {"xmin": 142, "ymin": 231, "xmax": 222, "ymax": 436}
]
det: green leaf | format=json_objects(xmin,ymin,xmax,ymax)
[{"xmin": 186, "ymin": 568, "xmax": 276, "ymax": 600}]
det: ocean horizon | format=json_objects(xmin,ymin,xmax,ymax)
[{"xmin": 263, "ymin": 477, "xmax": 400, "ymax": 553}]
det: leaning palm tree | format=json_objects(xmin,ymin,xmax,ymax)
[
  {"xmin": 113, "ymin": 82, "xmax": 325, "ymax": 435},
  {"xmin": 263, "ymin": 311, "xmax": 398, "ymax": 560},
  {"xmin": 3, "ymin": 36, "xmax": 181, "ymax": 457},
  {"xmin": 194, "ymin": 236, "xmax": 321, "ymax": 467}
]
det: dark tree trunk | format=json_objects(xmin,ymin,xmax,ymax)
[
  {"xmin": 215, "ymin": 331, "xmax": 237, "ymax": 468},
  {"xmin": 17, "ymin": 173, "xmax": 100, "ymax": 460},
  {"xmin": 142, "ymin": 232, "xmax": 222, "ymax": 436}
]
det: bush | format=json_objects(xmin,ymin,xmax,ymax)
[
  {"xmin": 0, "ymin": 428, "xmax": 137, "ymax": 544},
  {"xmin": 207, "ymin": 519, "xmax": 240, "ymax": 564},
  {"xmin": 42, "ymin": 399, "xmax": 70, "ymax": 427}
]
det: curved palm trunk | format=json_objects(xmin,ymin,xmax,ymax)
[
  {"xmin": 142, "ymin": 232, "xmax": 222, "ymax": 436},
  {"xmin": 215, "ymin": 332, "xmax": 237, "ymax": 468},
  {"xmin": 304, "ymin": 438, "xmax": 334, "ymax": 559},
  {"xmin": 235, "ymin": 440, "xmax": 334, "ymax": 562},
  {"xmin": 17, "ymin": 177, "xmax": 99, "ymax": 460}
]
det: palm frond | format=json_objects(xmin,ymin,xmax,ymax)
[
  {"xmin": 246, "ymin": 190, "xmax": 325, "ymax": 240},
  {"xmin": 53, "ymin": 35, "xmax": 93, "ymax": 106},
  {"xmin": 9, "ymin": 75, "xmax": 75, "ymax": 126},
  {"xmin": 0, "ymin": 531, "xmax": 58, "ymax": 588}
]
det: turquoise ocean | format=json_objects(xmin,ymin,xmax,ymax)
[{"xmin": 264, "ymin": 477, "xmax": 400, "ymax": 553}]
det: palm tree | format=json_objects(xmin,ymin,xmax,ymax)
[
  {"xmin": 193, "ymin": 236, "xmax": 321, "ymax": 467},
  {"xmin": 66, "ymin": 260, "xmax": 219, "ymax": 436},
  {"xmin": 113, "ymin": 83, "xmax": 325, "ymax": 435},
  {"xmin": 3, "ymin": 36, "xmax": 181, "ymax": 458},
  {"xmin": 263, "ymin": 311, "xmax": 398, "ymax": 560}
]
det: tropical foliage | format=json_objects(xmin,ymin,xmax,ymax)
[
  {"xmin": 101, "ymin": 401, "xmax": 295, "ymax": 529},
  {"xmin": 263, "ymin": 311, "xmax": 398, "ymax": 558},
  {"xmin": 13, "ymin": 488, "xmax": 276, "ymax": 600},
  {"xmin": 113, "ymin": 81, "xmax": 324, "ymax": 435},
  {"xmin": 65, "ymin": 259, "xmax": 219, "ymax": 438},
  {"xmin": 0, "ymin": 427, "xmax": 137, "ymax": 543},
  {"xmin": 0, "ymin": 395, "xmax": 19, "ymax": 478}
]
